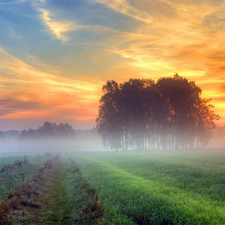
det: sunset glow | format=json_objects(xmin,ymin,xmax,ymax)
[{"xmin": 1, "ymin": 0, "xmax": 225, "ymax": 130}]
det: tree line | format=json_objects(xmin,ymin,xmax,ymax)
[
  {"xmin": 19, "ymin": 122, "xmax": 75, "ymax": 140},
  {"xmin": 96, "ymin": 74, "xmax": 219, "ymax": 150}
]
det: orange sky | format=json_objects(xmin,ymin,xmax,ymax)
[{"xmin": 0, "ymin": 0, "xmax": 225, "ymax": 130}]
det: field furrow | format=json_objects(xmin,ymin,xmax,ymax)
[{"xmin": 0, "ymin": 154, "xmax": 104, "ymax": 225}]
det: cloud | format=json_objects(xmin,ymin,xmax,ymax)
[
  {"xmin": 85, "ymin": 1, "xmax": 225, "ymax": 125},
  {"xmin": 38, "ymin": 8, "xmax": 78, "ymax": 42},
  {"xmin": 0, "ymin": 97, "xmax": 45, "ymax": 117},
  {"xmin": 37, "ymin": 6, "xmax": 149, "ymax": 43},
  {"xmin": 0, "ymin": 47, "xmax": 102, "ymax": 122},
  {"xmin": 93, "ymin": 0, "xmax": 153, "ymax": 23},
  {"xmin": 0, "ymin": 0, "xmax": 27, "ymax": 5},
  {"xmin": 8, "ymin": 27, "xmax": 23, "ymax": 40},
  {"xmin": 1, "ymin": 0, "xmax": 225, "ymax": 127},
  {"xmin": 95, "ymin": 1, "xmax": 224, "ymax": 78}
]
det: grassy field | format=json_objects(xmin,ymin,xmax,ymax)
[
  {"xmin": 0, "ymin": 153, "xmax": 51, "ymax": 200},
  {"xmin": 72, "ymin": 150, "xmax": 225, "ymax": 224},
  {"xmin": 0, "ymin": 153, "xmax": 103, "ymax": 224},
  {"xmin": 0, "ymin": 150, "xmax": 225, "ymax": 224}
]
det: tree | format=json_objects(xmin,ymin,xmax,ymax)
[
  {"xmin": 19, "ymin": 122, "xmax": 75, "ymax": 140},
  {"xmin": 156, "ymin": 74, "xmax": 204, "ymax": 149},
  {"xmin": 96, "ymin": 74, "xmax": 219, "ymax": 150},
  {"xmin": 0, "ymin": 131, "xmax": 5, "ymax": 141},
  {"xmin": 96, "ymin": 80, "xmax": 122, "ymax": 150},
  {"xmin": 194, "ymin": 98, "xmax": 219, "ymax": 148}
]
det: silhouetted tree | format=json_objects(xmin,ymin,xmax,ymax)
[
  {"xmin": 96, "ymin": 74, "xmax": 219, "ymax": 150},
  {"xmin": 96, "ymin": 80, "xmax": 122, "ymax": 150},
  {"xmin": 156, "ymin": 74, "xmax": 205, "ymax": 149},
  {"xmin": 194, "ymin": 98, "xmax": 219, "ymax": 148}
]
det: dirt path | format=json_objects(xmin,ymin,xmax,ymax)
[{"xmin": 0, "ymin": 155, "xmax": 104, "ymax": 225}]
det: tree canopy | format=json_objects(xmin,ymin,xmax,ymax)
[{"xmin": 96, "ymin": 74, "xmax": 219, "ymax": 150}]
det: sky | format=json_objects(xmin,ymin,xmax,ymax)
[{"xmin": 0, "ymin": 0, "xmax": 225, "ymax": 131}]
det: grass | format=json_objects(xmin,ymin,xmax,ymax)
[
  {"xmin": 0, "ymin": 154, "xmax": 104, "ymax": 224},
  {"xmin": 1, "ymin": 150, "xmax": 225, "ymax": 224},
  {"xmin": 0, "ymin": 155, "xmax": 59, "ymax": 224},
  {"xmin": 41, "ymin": 156, "xmax": 104, "ymax": 224},
  {"xmin": 72, "ymin": 150, "xmax": 225, "ymax": 224},
  {"xmin": 0, "ymin": 153, "xmax": 52, "ymax": 199},
  {"xmin": 0, "ymin": 153, "xmax": 25, "ymax": 171}
]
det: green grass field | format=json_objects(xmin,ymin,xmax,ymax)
[
  {"xmin": 72, "ymin": 150, "xmax": 225, "ymax": 224},
  {"xmin": 0, "ymin": 153, "xmax": 103, "ymax": 224},
  {"xmin": 0, "ymin": 153, "xmax": 49, "ymax": 200},
  {"xmin": 0, "ymin": 150, "xmax": 225, "ymax": 224}
]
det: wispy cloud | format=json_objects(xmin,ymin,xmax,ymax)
[
  {"xmin": 8, "ymin": 27, "xmax": 23, "ymax": 40},
  {"xmin": 0, "ymin": 0, "xmax": 27, "ymax": 5},
  {"xmin": 37, "ymin": 6, "xmax": 144, "ymax": 43},
  {"xmin": 1, "ymin": 0, "xmax": 225, "ymax": 128},
  {"xmin": 0, "ymin": 47, "xmax": 101, "ymax": 122},
  {"xmin": 38, "ymin": 8, "xmax": 78, "ymax": 42},
  {"xmin": 93, "ymin": 0, "xmax": 153, "ymax": 23},
  {"xmin": 81, "ymin": 1, "xmax": 225, "ymax": 124}
]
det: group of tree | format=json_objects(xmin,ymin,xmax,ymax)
[
  {"xmin": 96, "ymin": 74, "xmax": 219, "ymax": 150},
  {"xmin": 19, "ymin": 122, "xmax": 75, "ymax": 140},
  {"xmin": 0, "ymin": 130, "xmax": 20, "ymax": 141},
  {"xmin": 0, "ymin": 131, "xmax": 4, "ymax": 141}
]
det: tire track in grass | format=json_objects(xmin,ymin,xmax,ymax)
[
  {"xmin": 0, "ymin": 155, "xmax": 48, "ymax": 200},
  {"xmin": 0, "ymin": 155, "xmax": 105, "ymax": 225},
  {"xmin": 41, "ymin": 156, "xmax": 104, "ymax": 224},
  {"xmin": 41, "ymin": 157, "xmax": 79, "ymax": 224},
  {"xmin": 0, "ymin": 155, "xmax": 59, "ymax": 224},
  {"xmin": 75, "ymin": 155, "xmax": 225, "ymax": 225}
]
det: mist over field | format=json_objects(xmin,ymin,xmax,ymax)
[
  {"xmin": 1, "ymin": 122, "xmax": 225, "ymax": 224},
  {"xmin": 1, "ymin": 125, "xmax": 225, "ymax": 154},
  {"xmin": 0, "ymin": 128, "xmax": 105, "ymax": 155}
]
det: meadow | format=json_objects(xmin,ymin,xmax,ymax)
[
  {"xmin": 73, "ymin": 150, "xmax": 225, "ymax": 224},
  {"xmin": 0, "ymin": 150, "xmax": 225, "ymax": 224},
  {"xmin": 0, "ymin": 152, "xmax": 102, "ymax": 224},
  {"xmin": 0, "ymin": 153, "xmax": 48, "ymax": 200}
]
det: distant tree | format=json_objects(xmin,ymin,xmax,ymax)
[
  {"xmin": 57, "ymin": 123, "xmax": 75, "ymax": 138},
  {"xmin": 20, "ymin": 129, "xmax": 28, "ymax": 139},
  {"xmin": 20, "ymin": 128, "xmax": 37, "ymax": 140},
  {"xmin": 0, "ymin": 131, "xmax": 5, "ymax": 141},
  {"xmin": 96, "ymin": 74, "xmax": 219, "ymax": 150},
  {"xmin": 19, "ymin": 122, "xmax": 75, "ymax": 140},
  {"xmin": 37, "ymin": 121, "xmax": 56, "ymax": 138},
  {"xmin": 4, "ymin": 130, "xmax": 20, "ymax": 139}
]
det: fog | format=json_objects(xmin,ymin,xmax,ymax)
[
  {"xmin": 0, "ymin": 136, "xmax": 224, "ymax": 155},
  {"xmin": 0, "ymin": 122, "xmax": 105, "ymax": 155},
  {"xmin": 1, "ymin": 126, "xmax": 225, "ymax": 155},
  {"xmin": 0, "ymin": 136, "xmax": 105, "ymax": 155},
  {"xmin": 205, "ymin": 134, "xmax": 225, "ymax": 150}
]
